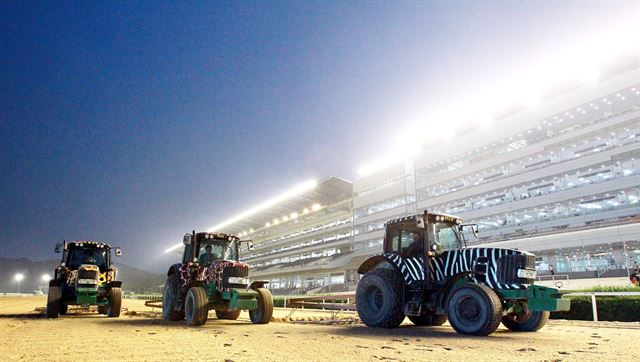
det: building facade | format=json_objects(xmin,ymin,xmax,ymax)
[{"xmin": 217, "ymin": 62, "xmax": 639, "ymax": 293}]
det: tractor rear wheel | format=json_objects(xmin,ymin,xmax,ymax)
[
  {"xmin": 502, "ymin": 310, "xmax": 549, "ymax": 332},
  {"xmin": 46, "ymin": 286, "xmax": 62, "ymax": 318},
  {"xmin": 60, "ymin": 303, "xmax": 68, "ymax": 315},
  {"xmin": 356, "ymin": 269, "xmax": 405, "ymax": 328},
  {"xmin": 185, "ymin": 286, "xmax": 209, "ymax": 326},
  {"xmin": 446, "ymin": 283, "xmax": 502, "ymax": 336},
  {"xmin": 216, "ymin": 309, "xmax": 241, "ymax": 320},
  {"xmin": 162, "ymin": 274, "xmax": 185, "ymax": 321},
  {"xmin": 408, "ymin": 313, "xmax": 447, "ymax": 326},
  {"xmin": 249, "ymin": 288, "xmax": 273, "ymax": 324},
  {"xmin": 107, "ymin": 287, "xmax": 122, "ymax": 317}
]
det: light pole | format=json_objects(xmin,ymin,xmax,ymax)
[
  {"xmin": 41, "ymin": 274, "xmax": 51, "ymax": 293},
  {"xmin": 14, "ymin": 273, "xmax": 24, "ymax": 295}
]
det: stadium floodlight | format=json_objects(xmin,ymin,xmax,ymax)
[
  {"xmin": 311, "ymin": 203, "xmax": 321, "ymax": 211},
  {"xmin": 41, "ymin": 274, "xmax": 51, "ymax": 282},
  {"xmin": 164, "ymin": 179, "xmax": 318, "ymax": 253},
  {"xmin": 14, "ymin": 273, "xmax": 24, "ymax": 294}
]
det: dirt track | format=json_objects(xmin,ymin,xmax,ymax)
[{"xmin": 0, "ymin": 296, "xmax": 637, "ymax": 361}]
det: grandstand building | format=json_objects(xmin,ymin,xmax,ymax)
[
  {"xmin": 224, "ymin": 177, "xmax": 355, "ymax": 295},
  {"xmin": 215, "ymin": 57, "xmax": 639, "ymax": 293},
  {"xmin": 352, "ymin": 60, "xmax": 640, "ymax": 277}
]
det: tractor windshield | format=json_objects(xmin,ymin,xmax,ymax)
[
  {"xmin": 428, "ymin": 222, "xmax": 464, "ymax": 253},
  {"xmin": 67, "ymin": 247, "xmax": 108, "ymax": 271},
  {"xmin": 197, "ymin": 239, "xmax": 238, "ymax": 264}
]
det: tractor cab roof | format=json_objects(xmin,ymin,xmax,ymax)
[
  {"xmin": 194, "ymin": 232, "xmax": 240, "ymax": 242},
  {"xmin": 65, "ymin": 240, "xmax": 112, "ymax": 249},
  {"xmin": 385, "ymin": 212, "xmax": 463, "ymax": 227}
]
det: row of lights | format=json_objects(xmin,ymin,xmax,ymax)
[
  {"xmin": 420, "ymin": 86, "xmax": 637, "ymax": 176},
  {"xmin": 238, "ymin": 203, "xmax": 323, "ymax": 237}
]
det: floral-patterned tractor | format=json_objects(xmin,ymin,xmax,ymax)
[{"xmin": 163, "ymin": 231, "xmax": 273, "ymax": 326}]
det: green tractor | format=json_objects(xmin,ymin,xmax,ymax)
[
  {"xmin": 163, "ymin": 231, "xmax": 273, "ymax": 326},
  {"xmin": 47, "ymin": 240, "xmax": 123, "ymax": 318},
  {"xmin": 356, "ymin": 211, "xmax": 570, "ymax": 335}
]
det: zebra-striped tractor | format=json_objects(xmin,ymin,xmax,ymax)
[{"xmin": 355, "ymin": 212, "xmax": 570, "ymax": 336}]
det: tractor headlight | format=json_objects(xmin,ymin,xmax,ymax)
[
  {"xmin": 516, "ymin": 269, "xmax": 536, "ymax": 279},
  {"xmin": 227, "ymin": 277, "xmax": 249, "ymax": 285}
]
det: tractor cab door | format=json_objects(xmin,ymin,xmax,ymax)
[{"xmin": 386, "ymin": 223, "xmax": 425, "ymax": 259}]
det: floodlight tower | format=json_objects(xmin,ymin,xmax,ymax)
[{"xmin": 14, "ymin": 273, "xmax": 24, "ymax": 294}]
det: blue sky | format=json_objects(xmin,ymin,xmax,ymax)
[{"xmin": 0, "ymin": 1, "xmax": 636, "ymax": 272}]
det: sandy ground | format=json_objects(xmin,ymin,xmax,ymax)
[{"xmin": 0, "ymin": 296, "xmax": 638, "ymax": 361}]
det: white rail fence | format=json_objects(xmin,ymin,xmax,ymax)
[{"xmin": 564, "ymin": 291, "xmax": 640, "ymax": 322}]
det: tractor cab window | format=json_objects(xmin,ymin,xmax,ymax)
[
  {"xmin": 429, "ymin": 222, "xmax": 463, "ymax": 254},
  {"xmin": 389, "ymin": 227, "xmax": 423, "ymax": 258},
  {"xmin": 197, "ymin": 239, "xmax": 238, "ymax": 265},
  {"xmin": 67, "ymin": 247, "xmax": 108, "ymax": 271}
]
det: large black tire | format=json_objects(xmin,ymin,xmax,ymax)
[
  {"xmin": 502, "ymin": 310, "xmax": 549, "ymax": 332},
  {"xmin": 46, "ymin": 286, "xmax": 62, "ymax": 318},
  {"xmin": 98, "ymin": 305, "xmax": 108, "ymax": 314},
  {"xmin": 356, "ymin": 269, "xmax": 405, "ymax": 328},
  {"xmin": 216, "ymin": 309, "xmax": 241, "ymax": 320},
  {"xmin": 107, "ymin": 287, "xmax": 122, "ymax": 317},
  {"xmin": 408, "ymin": 313, "xmax": 447, "ymax": 326},
  {"xmin": 446, "ymin": 283, "xmax": 502, "ymax": 336},
  {"xmin": 249, "ymin": 288, "xmax": 273, "ymax": 324},
  {"xmin": 163, "ymin": 274, "xmax": 185, "ymax": 321},
  {"xmin": 185, "ymin": 287, "xmax": 209, "ymax": 326},
  {"xmin": 60, "ymin": 303, "xmax": 68, "ymax": 315}
]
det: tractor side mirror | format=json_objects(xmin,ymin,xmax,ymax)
[
  {"xmin": 247, "ymin": 241, "xmax": 254, "ymax": 251},
  {"xmin": 114, "ymin": 247, "xmax": 122, "ymax": 256},
  {"xmin": 416, "ymin": 216, "xmax": 425, "ymax": 229},
  {"xmin": 460, "ymin": 224, "xmax": 479, "ymax": 238},
  {"xmin": 183, "ymin": 234, "xmax": 192, "ymax": 245},
  {"xmin": 54, "ymin": 243, "xmax": 63, "ymax": 253}
]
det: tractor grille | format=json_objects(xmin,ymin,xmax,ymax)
[
  {"xmin": 78, "ymin": 269, "xmax": 99, "ymax": 280},
  {"xmin": 497, "ymin": 254, "xmax": 536, "ymax": 285},
  {"xmin": 222, "ymin": 265, "xmax": 250, "ymax": 288},
  {"xmin": 223, "ymin": 265, "xmax": 249, "ymax": 279}
]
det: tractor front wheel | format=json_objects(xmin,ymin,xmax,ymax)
[
  {"xmin": 446, "ymin": 283, "xmax": 502, "ymax": 336},
  {"xmin": 185, "ymin": 287, "xmax": 209, "ymax": 326},
  {"xmin": 502, "ymin": 310, "xmax": 549, "ymax": 332},
  {"xmin": 162, "ymin": 274, "xmax": 185, "ymax": 321},
  {"xmin": 356, "ymin": 269, "xmax": 405, "ymax": 328},
  {"xmin": 249, "ymin": 288, "xmax": 273, "ymax": 324},
  {"xmin": 46, "ymin": 286, "xmax": 62, "ymax": 318},
  {"xmin": 107, "ymin": 287, "xmax": 122, "ymax": 317}
]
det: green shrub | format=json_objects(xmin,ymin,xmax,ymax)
[{"xmin": 551, "ymin": 295, "xmax": 640, "ymax": 322}]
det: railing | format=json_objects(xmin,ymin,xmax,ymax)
[{"xmin": 536, "ymin": 274, "xmax": 569, "ymax": 282}]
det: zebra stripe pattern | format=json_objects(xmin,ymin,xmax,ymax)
[{"xmin": 378, "ymin": 247, "xmax": 531, "ymax": 290}]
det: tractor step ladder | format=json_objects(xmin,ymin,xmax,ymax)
[{"xmin": 404, "ymin": 300, "xmax": 423, "ymax": 316}]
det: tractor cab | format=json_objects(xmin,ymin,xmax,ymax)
[
  {"xmin": 181, "ymin": 231, "xmax": 240, "ymax": 265},
  {"xmin": 384, "ymin": 213, "xmax": 472, "ymax": 259}
]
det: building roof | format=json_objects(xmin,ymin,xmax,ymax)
[{"xmin": 217, "ymin": 176, "xmax": 353, "ymax": 237}]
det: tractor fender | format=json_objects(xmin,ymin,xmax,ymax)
[
  {"xmin": 167, "ymin": 263, "xmax": 182, "ymax": 276},
  {"xmin": 249, "ymin": 280, "xmax": 269, "ymax": 289},
  {"xmin": 107, "ymin": 281, "xmax": 123, "ymax": 288},
  {"xmin": 49, "ymin": 279, "xmax": 63, "ymax": 287},
  {"xmin": 357, "ymin": 254, "xmax": 402, "ymax": 276}
]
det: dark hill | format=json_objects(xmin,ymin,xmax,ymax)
[{"xmin": 0, "ymin": 257, "xmax": 165, "ymax": 294}]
